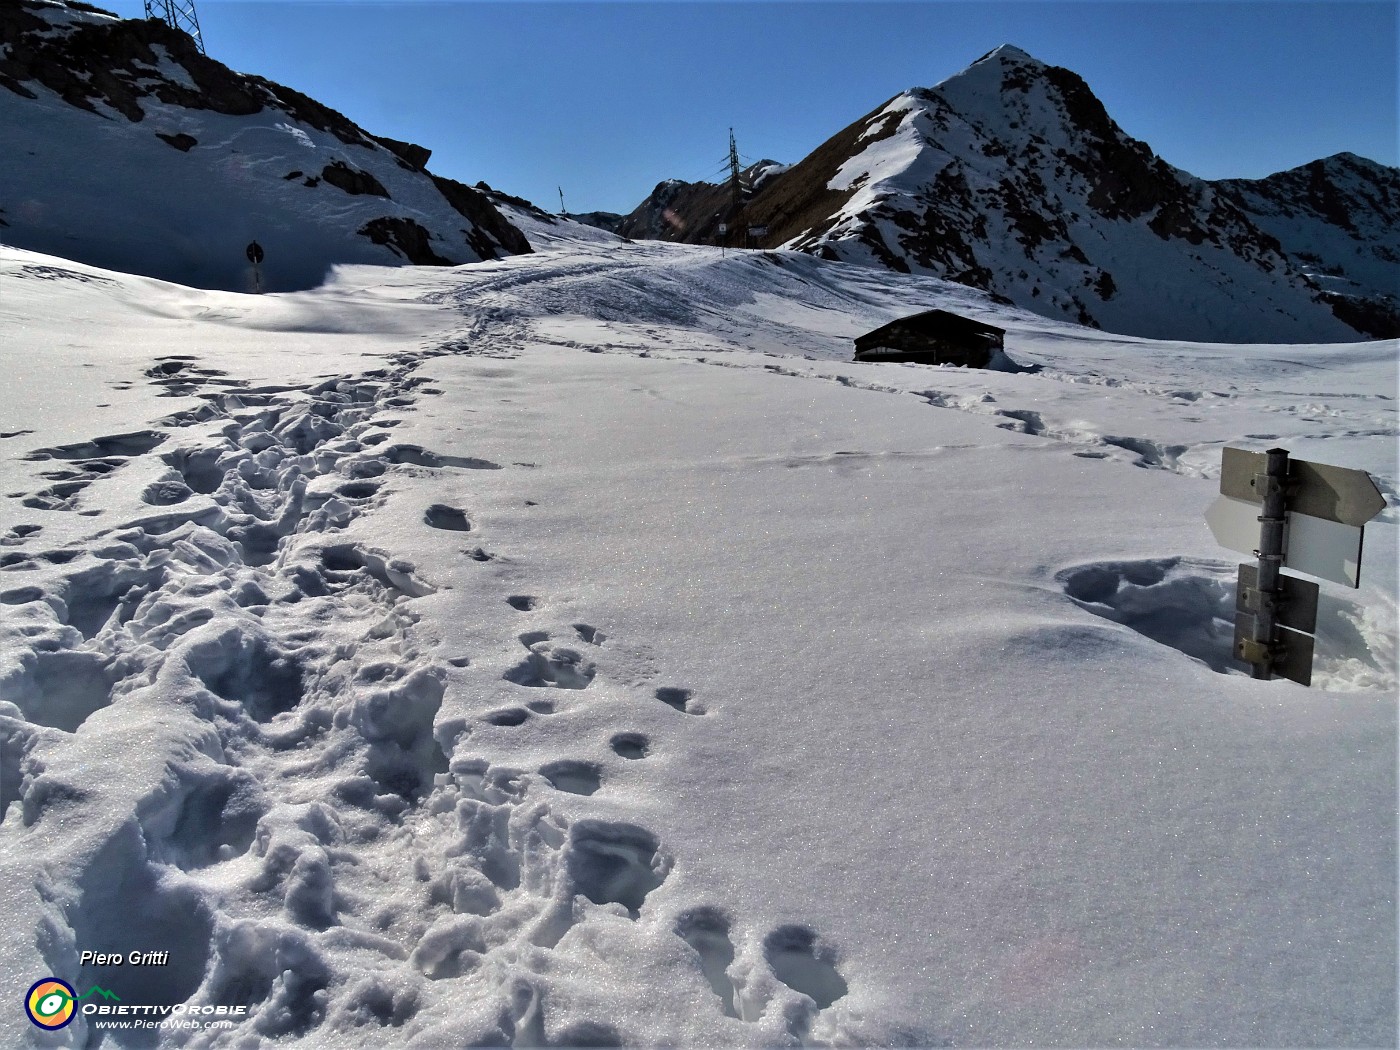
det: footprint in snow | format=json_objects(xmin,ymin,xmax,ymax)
[
  {"xmin": 676, "ymin": 908, "xmax": 739, "ymax": 1019},
  {"xmin": 424, "ymin": 504, "xmax": 471, "ymax": 531},
  {"xmin": 538, "ymin": 760, "xmax": 602, "ymax": 797},
  {"xmin": 763, "ymin": 925, "xmax": 849, "ymax": 1011},
  {"xmin": 672, "ymin": 914, "xmax": 849, "ymax": 1030},
  {"xmin": 609, "ymin": 733, "xmax": 649, "ymax": 760},
  {"xmin": 655, "ymin": 687, "xmax": 703, "ymax": 715},
  {"xmin": 383, "ymin": 444, "xmax": 501, "ymax": 470},
  {"xmin": 504, "ymin": 633, "xmax": 596, "ymax": 690},
  {"xmin": 573, "ymin": 623, "xmax": 606, "ymax": 645},
  {"xmin": 483, "ymin": 707, "xmax": 530, "ymax": 727}
]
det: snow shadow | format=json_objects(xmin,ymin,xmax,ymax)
[
  {"xmin": 565, "ymin": 821, "xmax": 670, "ymax": 918},
  {"xmin": 16, "ymin": 650, "xmax": 114, "ymax": 732},
  {"xmin": 763, "ymin": 925, "xmax": 849, "ymax": 1010},
  {"xmin": 74, "ymin": 824, "xmax": 215, "ymax": 1024},
  {"xmin": 676, "ymin": 907, "xmax": 739, "ymax": 1018},
  {"xmin": 1058, "ymin": 557, "xmax": 1236, "ymax": 673},
  {"xmin": 1059, "ymin": 557, "xmax": 1395, "ymax": 689},
  {"xmin": 504, "ymin": 634, "xmax": 596, "ymax": 690}
]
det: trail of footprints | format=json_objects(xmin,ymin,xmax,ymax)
[{"xmin": 0, "ymin": 346, "xmax": 848, "ymax": 1045}]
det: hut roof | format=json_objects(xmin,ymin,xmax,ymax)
[{"xmin": 857, "ymin": 309, "xmax": 1004, "ymax": 345}]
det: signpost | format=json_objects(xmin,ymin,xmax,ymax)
[
  {"xmin": 245, "ymin": 240, "xmax": 264, "ymax": 294},
  {"xmin": 1206, "ymin": 446, "xmax": 1385, "ymax": 684}
]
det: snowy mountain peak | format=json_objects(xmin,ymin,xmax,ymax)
[
  {"xmin": 617, "ymin": 45, "xmax": 1397, "ymax": 342},
  {"xmin": 969, "ymin": 43, "xmax": 1042, "ymax": 67}
]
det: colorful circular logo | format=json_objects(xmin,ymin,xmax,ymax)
[{"xmin": 25, "ymin": 978, "xmax": 76, "ymax": 1030}]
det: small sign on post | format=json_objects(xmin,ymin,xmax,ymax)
[
  {"xmin": 1207, "ymin": 446, "xmax": 1385, "ymax": 684},
  {"xmin": 245, "ymin": 240, "xmax": 265, "ymax": 294}
]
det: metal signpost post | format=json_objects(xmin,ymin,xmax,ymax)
[
  {"xmin": 1206, "ymin": 446, "xmax": 1385, "ymax": 685},
  {"xmin": 245, "ymin": 240, "xmax": 264, "ymax": 294}
]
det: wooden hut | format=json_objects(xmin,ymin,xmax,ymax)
[{"xmin": 853, "ymin": 310, "xmax": 1004, "ymax": 367}]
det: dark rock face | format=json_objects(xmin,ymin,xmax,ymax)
[
  {"xmin": 429, "ymin": 175, "xmax": 533, "ymax": 258},
  {"xmin": 474, "ymin": 181, "xmax": 559, "ymax": 225},
  {"xmin": 371, "ymin": 135, "xmax": 431, "ymax": 171},
  {"xmin": 570, "ymin": 211, "xmax": 624, "ymax": 234},
  {"xmin": 618, "ymin": 179, "xmax": 730, "ymax": 241},
  {"xmin": 0, "ymin": 3, "xmax": 360, "ymax": 134},
  {"xmin": 320, "ymin": 160, "xmax": 389, "ymax": 198},
  {"xmin": 155, "ymin": 131, "xmax": 197, "ymax": 152},
  {"xmin": 1320, "ymin": 292, "xmax": 1400, "ymax": 339},
  {"xmin": 357, "ymin": 217, "xmax": 452, "ymax": 265},
  {"xmin": 617, "ymin": 156, "xmax": 846, "ymax": 247}
]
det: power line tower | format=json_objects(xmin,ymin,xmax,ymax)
[
  {"xmin": 144, "ymin": 0, "xmax": 206, "ymax": 54},
  {"xmin": 727, "ymin": 128, "xmax": 742, "ymax": 215}
]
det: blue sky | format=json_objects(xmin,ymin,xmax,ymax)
[{"xmin": 105, "ymin": 1, "xmax": 1396, "ymax": 214}]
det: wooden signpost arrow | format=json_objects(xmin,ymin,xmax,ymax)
[{"xmin": 1207, "ymin": 446, "xmax": 1385, "ymax": 685}]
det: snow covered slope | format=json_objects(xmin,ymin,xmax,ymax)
[
  {"xmin": 0, "ymin": 237, "xmax": 1395, "ymax": 1047},
  {"xmin": 0, "ymin": 0, "xmax": 530, "ymax": 292},
  {"xmin": 1219, "ymin": 153, "xmax": 1400, "ymax": 338},
  {"xmin": 619, "ymin": 45, "xmax": 1396, "ymax": 344}
]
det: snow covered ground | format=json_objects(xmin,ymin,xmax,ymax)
[{"xmin": 0, "ymin": 226, "xmax": 1395, "ymax": 1048}]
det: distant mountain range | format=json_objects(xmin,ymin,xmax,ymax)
[
  {"xmin": 0, "ymin": 0, "xmax": 531, "ymax": 291},
  {"xmin": 604, "ymin": 45, "xmax": 1398, "ymax": 342},
  {"xmin": 3, "ymin": 5, "xmax": 1394, "ymax": 340}
]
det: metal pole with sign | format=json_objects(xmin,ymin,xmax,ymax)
[
  {"xmin": 245, "ymin": 240, "xmax": 265, "ymax": 294},
  {"xmin": 1206, "ymin": 446, "xmax": 1385, "ymax": 684}
]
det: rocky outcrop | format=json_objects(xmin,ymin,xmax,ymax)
[
  {"xmin": 357, "ymin": 217, "xmax": 452, "ymax": 265},
  {"xmin": 0, "ymin": 2, "xmax": 374, "ymax": 140},
  {"xmin": 429, "ymin": 175, "xmax": 533, "ymax": 259},
  {"xmin": 320, "ymin": 161, "xmax": 389, "ymax": 198},
  {"xmin": 155, "ymin": 131, "xmax": 196, "ymax": 151},
  {"xmin": 371, "ymin": 135, "xmax": 432, "ymax": 171}
]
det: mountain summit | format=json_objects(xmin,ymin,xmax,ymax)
[
  {"xmin": 615, "ymin": 45, "xmax": 1396, "ymax": 342},
  {"xmin": 0, "ymin": 0, "xmax": 531, "ymax": 291}
]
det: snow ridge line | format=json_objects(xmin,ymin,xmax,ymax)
[{"xmin": 0, "ymin": 341, "xmax": 856, "ymax": 1045}]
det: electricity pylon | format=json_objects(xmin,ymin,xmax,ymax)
[
  {"xmin": 727, "ymin": 128, "xmax": 742, "ymax": 215},
  {"xmin": 144, "ymin": 0, "xmax": 205, "ymax": 54}
]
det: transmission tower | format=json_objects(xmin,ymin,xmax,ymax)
[
  {"xmin": 144, "ymin": 0, "xmax": 206, "ymax": 54},
  {"xmin": 727, "ymin": 128, "xmax": 742, "ymax": 215}
]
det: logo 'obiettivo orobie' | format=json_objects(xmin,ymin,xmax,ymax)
[{"xmin": 25, "ymin": 978, "xmax": 77, "ymax": 1030}]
